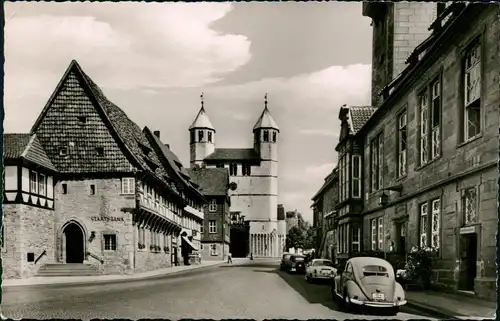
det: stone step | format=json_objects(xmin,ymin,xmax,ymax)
[{"xmin": 37, "ymin": 263, "xmax": 101, "ymax": 277}]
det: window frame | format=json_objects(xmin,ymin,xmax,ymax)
[
  {"xmin": 29, "ymin": 170, "xmax": 38, "ymax": 194},
  {"xmin": 418, "ymin": 198, "xmax": 441, "ymax": 250},
  {"xmin": 208, "ymin": 131, "xmax": 213, "ymax": 143},
  {"xmin": 417, "ymin": 76, "xmax": 442, "ymax": 167},
  {"xmin": 462, "ymin": 187, "xmax": 478, "ymax": 226},
  {"xmin": 229, "ymin": 163, "xmax": 238, "ymax": 176},
  {"xmin": 38, "ymin": 173, "xmax": 47, "ymax": 196},
  {"xmin": 121, "ymin": 177, "xmax": 135, "ymax": 195},
  {"xmin": 210, "ymin": 244, "xmax": 218, "ymax": 256},
  {"xmin": 462, "ymin": 39, "xmax": 483, "ymax": 142},
  {"xmin": 208, "ymin": 199, "xmax": 217, "ymax": 212},
  {"xmin": 370, "ymin": 133, "xmax": 384, "ymax": 192},
  {"xmin": 198, "ymin": 130, "xmax": 204, "ymax": 142},
  {"xmin": 103, "ymin": 234, "xmax": 117, "ymax": 252},
  {"xmin": 396, "ymin": 109, "xmax": 408, "ymax": 178},
  {"xmin": 263, "ymin": 130, "xmax": 269, "ymax": 142},
  {"xmin": 209, "ymin": 220, "xmax": 217, "ymax": 234},
  {"xmin": 370, "ymin": 217, "xmax": 384, "ymax": 251},
  {"xmin": 272, "ymin": 131, "xmax": 277, "ymax": 143},
  {"xmin": 351, "ymin": 226, "xmax": 360, "ymax": 253},
  {"xmin": 351, "ymin": 155, "xmax": 361, "ymax": 198}
]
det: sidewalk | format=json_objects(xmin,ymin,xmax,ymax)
[
  {"xmin": 406, "ymin": 290, "xmax": 497, "ymax": 320},
  {"xmin": 2, "ymin": 260, "xmax": 224, "ymax": 288}
]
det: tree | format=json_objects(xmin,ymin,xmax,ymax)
[{"xmin": 286, "ymin": 226, "xmax": 305, "ymax": 249}]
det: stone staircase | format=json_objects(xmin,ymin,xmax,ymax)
[{"xmin": 37, "ymin": 263, "xmax": 101, "ymax": 277}]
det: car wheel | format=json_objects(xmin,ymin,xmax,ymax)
[
  {"xmin": 342, "ymin": 289, "xmax": 351, "ymax": 312},
  {"xmin": 388, "ymin": 307, "xmax": 399, "ymax": 316}
]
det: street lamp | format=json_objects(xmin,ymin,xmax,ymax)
[{"xmin": 379, "ymin": 185, "xmax": 404, "ymax": 206}]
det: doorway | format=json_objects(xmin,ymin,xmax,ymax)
[
  {"xmin": 64, "ymin": 222, "xmax": 85, "ymax": 263},
  {"xmin": 459, "ymin": 233, "xmax": 477, "ymax": 291}
]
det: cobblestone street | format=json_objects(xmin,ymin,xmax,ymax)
[{"xmin": 2, "ymin": 263, "xmax": 437, "ymax": 320}]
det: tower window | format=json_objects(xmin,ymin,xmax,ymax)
[
  {"xmin": 230, "ymin": 164, "xmax": 238, "ymax": 176},
  {"xmin": 216, "ymin": 164, "xmax": 224, "ymax": 168},
  {"xmin": 90, "ymin": 184, "xmax": 96, "ymax": 195},
  {"xmin": 208, "ymin": 131, "xmax": 212, "ymax": 143},
  {"xmin": 190, "ymin": 131, "xmax": 195, "ymax": 144},
  {"xmin": 242, "ymin": 164, "xmax": 251, "ymax": 176},
  {"xmin": 198, "ymin": 130, "xmax": 204, "ymax": 142},
  {"xmin": 272, "ymin": 131, "xmax": 277, "ymax": 143},
  {"xmin": 263, "ymin": 130, "xmax": 269, "ymax": 142},
  {"xmin": 62, "ymin": 183, "xmax": 68, "ymax": 194}
]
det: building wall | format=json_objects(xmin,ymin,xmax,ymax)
[
  {"xmin": 201, "ymin": 242, "xmax": 229, "ymax": 261},
  {"xmin": 361, "ymin": 6, "xmax": 498, "ymax": 300},
  {"xmin": 54, "ymin": 178, "xmax": 138, "ymax": 274}
]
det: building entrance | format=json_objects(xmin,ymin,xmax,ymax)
[
  {"xmin": 230, "ymin": 223, "xmax": 249, "ymax": 258},
  {"xmin": 64, "ymin": 222, "xmax": 85, "ymax": 263},
  {"xmin": 459, "ymin": 233, "xmax": 477, "ymax": 291}
]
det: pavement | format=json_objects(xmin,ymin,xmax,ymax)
[
  {"xmin": 406, "ymin": 290, "xmax": 497, "ymax": 320},
  {"xmin": 1, "ymin": 260, "xmax": 438, "ymax": 320}
]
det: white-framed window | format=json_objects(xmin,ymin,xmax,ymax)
[
  {"xmin": 419, "ymin": 92, "xmax": 429, "ymax": 165},
  {"xmin": 397, "ymin": 111, "xmax": 407, "ymax": 177},
  {"xmin": 464, "ymin": 42, "xmax": 481, "ymax": 141},
  {"xmin": 377, "ymin": 217, "xmax": 383, "ymax": 250},
  {"xmin": 121, "ymin": 177, "xmax": 135, "ymax": 195},
  {"xmin": 38, "ymin": 173, "xmax": 47, "ymax": 196},
  {"xmin": 371, "ymin": 219, "xmax": 377, "ymax": 251},
  {"xmin": 431, "ymin": 199, "xmax": 441, "ymax": 250},
  {"xmin": 338, "ymin": 153, "xmax": 350, "ymax": 202},
  {"xmin": 104, "ymin": 234, "xmax": 117, "ymax": 251},
  {"xmin": 352, "ymin": 155, "xmax": 361, "ymax": 198},
  {"xmin": 419, "ymin": 203, "xmax": 428, "ymax": 248},
  {"xmin": 209, "ymin": 199, "xmax": 217, "ymax": 212},
  {"xmin": 463, "ymin": 187, "xmax": 477, "ymax": 225},
  {"xmin": 431, "ymin": 81, "xmax": 441, "ymax": 159},
  {"xmin": 30, "ymin": 171, "xmax": 38, "ymax": 194},
  {"xmin": 370, "ymin": 217, "xmax": 383, "ymax": 251},
  {"xmin": 210, "ymin": 244, "xmax": 218, "ymax": 256},
  {"xmin": 209, "ymin": 220, "xmax": 217, "ymax": 233},
  {"xmin": 370, "ymin": 133, "xmax": 384, "ymax": 192},
  {"xmin": 351, "ymin": 226, "xmax": 360, "ymax": 253}
]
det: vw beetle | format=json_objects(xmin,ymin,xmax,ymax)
[{"xmin": 331, "ymin": 257, "xmax": 406, "ymax": 314}]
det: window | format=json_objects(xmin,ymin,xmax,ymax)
[
  {"xmin": 419, "ymin": 199, "xmax": 441, "ymax": 250},
  {"xmin": 62, "ymin": 183, "xmax": 68, "ymax": 194},
  {"xmin": 352, "ymin": 226, "xmax": 360, "ymax": 253},
  {"xmin": 198, "ymin": 130, "xmax": 204, "ymax": 142},
  {"xmin": 370, "ymin": 133, "xmax": 384, "ymax": 192},
  {"xmin": 138, "ymin": 227, "xmax": 145, "ymax": 249},
  {"xmin": 30, "ymin": 171, "xmax": 38, "ymax": 194},
  {"xmin": 463, "ymin": 187, "xmax": 477, "ymax": 225},
  {"xmin": 419, "ymin": 203, "xmax": 428, "ymax": 248},
  {"xmin": 464, "ymin": 42, "xmax": 481, "ymax": 140},
  {"xmin": 272, "ymin": 131, "xmax": 277, "ymax": 143},
  {"xmin": 263, "ymin": 130, "xmax": 269, "ymax": 142},
  {"xmin": 96, "ymin": 147, "xmax": 104, "ymax": 156},
  {"xmin": 397, "ymin": 111, "xmax": 407, "ymax": 177},
  {"xmin": 104, "ymin": 234, "xmax": 117, "ymax": 251},
  {"xmin": 78, "ymin": 116, "xmax": 87, "ymax": 125},
  {"xmin": 352, "ymin": 155, "xmax": 361, "ymax": 198},
  {"xmin": 209, "ymin": 220, "xmax": 217, "ymax": 233},
  {"xmin": 418, "ymin": 79, "xmax": 441, "ymax": 166},
  {"xmin": 229, "ymin": 164, "xmax": 238, "ymax": 176},
  {"xmin": 209, "ymin": 199, "xmax": 217, "ymax": 212},
  {"xmin": 370, "ymin": 217, "xmax": 383, "ymax": 250},
  {"xmin": 90, "ymin": 184, "xmax": 96, "ymax": 195},
  {"xmin": 431, "ymin": 199, "xmax": 441, "ymax": 250},
  {"xmin": 121, "ymin": 177, "xmax": 135, "ymax": 195},
  {"xmin": 190, "ymin": 131, "xmax": 195, "ymax": 144},
  {"xmin": 38, "ymin": 173, "xmax": 46, "ymax": 196},
  {"xmin": 210, "ymin": 244, "xmax": 217, "ymax": 256},
  {"xmin": 216, "ymin": 164, "xmax": 224, "ymax": 168},
  {"xmin": 59, "ymin": 147, "xmax": 68, "ymax": 156},
  {"xmin": 208, "ymin": 131, "xmax": 212, "ymax": 143},
  {"xmin": 338, "ymin": 153, "xmax": 350, "ymax": 202},
  {"xmin": 242, "ymin": 164, "xmax": 251, "ymax": 176},
  {"xmin": 200, "ymin": 225, "xmax": 204, "ymax": 234}
]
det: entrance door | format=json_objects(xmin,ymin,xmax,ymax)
[
  {"xmin": 64, "ymin": 223, "xmax": 85, "ymax": 263},
  {"xmin": 459, "ymin": 234, "xmax": 477, "ymax": 291}
]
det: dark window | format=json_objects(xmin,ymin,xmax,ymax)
[
  {"xmin": 190, "ymin": 131, "xmax": 195, "ymax": 144},
  {"xmin": 62, "ymin": 183, "xmax": 68, "ymax": 194},
  {"xmin": 230, "ymin": 164, "xmax": 238, "ymax": 176},
  {"xmin": 90, "ymin": 184, "xmax": 96, "ymax": 195},
  {"xmin": 216, "ymin": 164, "xmax": 224, "ymax": 168},
  {"xmin": 242, "ymin": 164, "xmax": 251, "ymax": 176},
  {"xmin": 272, "ymin": 131, "xmax": 277, "ymax": 142},
  {"xmin": 370, "ymin": 133, "xmax": 384, "ymax": 192},
  {"xmin": 198, "ymin": 130, "xmax": 204, "ymax": 142},
  {"xmin": 27, "ymin": 253, "xmax": 35, "ymax": 262},
  {"xmin": 104, "ymin": 234, "xmax": 117, "ymax": 251},
  {"xmin": 397, "ymin": 110, "xmax": 407, "ymax": 177},
  {"xmin": 78, "ymin": 116, "xmax": 87, "ymax": 125},
  {"xmin": 208, "ymin": 131, "xmax": 212, "ymax": 143},
  {"xmin": 59, "ymin": 147, "xmax": 68, "ymax": 156},
  {"xmin": 96, "ymin": 147, "xmax": 104, "ymax": 156},
  {"xmin": 263, "ymin": 130, "xmax": 269, "ymax": 142}
]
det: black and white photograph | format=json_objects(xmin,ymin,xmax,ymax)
[{"xmin": 1, "ymin": 1, "xmax": 498, "ymax": 320}]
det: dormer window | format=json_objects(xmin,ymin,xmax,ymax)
[
  {"xmin": 272, "ymin": 131, "xmax": 277, "ymax": 143},
  {"xmin": 59, "ymin": 147, "xmax": 68, "ymax": 157},
  {"xmin": 198, "ymin": 130, "xmax": 204, "ymax": 142},
  {"xmin": 263, "ymin": 130, "xmax": 269, "ymax": 142},
  {"xmin": 96, "ymin": 147, "xmax": 104, "ymax": 156},
  {"xmin": 78, "ymin": 116, "xmax": 87, "ymax": 125}
]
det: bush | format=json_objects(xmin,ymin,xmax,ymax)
[{"xmin": 404, "ymin": 246, "xmax": 436, "ymax": 289}]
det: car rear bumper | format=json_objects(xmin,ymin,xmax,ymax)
[{"xmin": 350, "ymin": 298, "xmax": 407, "ymax": 307}]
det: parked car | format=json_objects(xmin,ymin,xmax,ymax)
[
  {"xmin": 305, "ymin": 259, "xmax": 337, "ymax": 283},
  {"xmin": 331, "ymin": 257, "xmax": 407, "ymax": 315},
  {"xmin": 290, "ymin": 254, "xmax": 307, "ymax": 274},
  {"xmin": 280, "ymin": 253, "xmax": 293, "ymax": 271}
]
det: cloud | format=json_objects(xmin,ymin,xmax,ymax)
[
  {"xmin": 299, "ymin": 129, "xmax": 338, "ymax": 137},
  {"xmin": 305, "ymin": 163, "xmax": 336, "ymax": 178}
]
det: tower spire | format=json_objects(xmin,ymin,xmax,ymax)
[
  {"xmin": 264, "ymin": 93, "xmax": 268, "ymax": 109},
  {"xmin": 200, "ymin": 92, "xmax": 204, "ymax": 109}
]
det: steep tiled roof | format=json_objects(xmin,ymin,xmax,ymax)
[
  {"xmin": 189, "ymin": 106, "xmax": 215, "ymax": 131},
  {"xmin": 348, "ymin": 106, "xmax": 376, "ymax": 134},
  {"xmin": 144, "ymin": 127, "xmax": 203, "ymax": 199},
  {"xmin": 4, "ymin": 133, "xmax": 57, "ymax": 172},
  {"xmin": 253, "ymin": 106, "xmax": 279, "ymax": 131},
  {"xmin": 204, "ymin": 148, "xmax": 261, "ymax": 161},
  {"xmin": 186, "ymin": 167, "xmax": 229, "ymax": 196}
]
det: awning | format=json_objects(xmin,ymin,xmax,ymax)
[{"xmin": 181, "ymin": 236, "xmax": 198, "ymax": 251}]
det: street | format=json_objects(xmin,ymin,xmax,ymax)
[{"xmin": 2, "ymin": 262, "xmax": 437, "ymax": 320}]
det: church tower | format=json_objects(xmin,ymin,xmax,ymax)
[
  {"xmin": 189, "ymin": 93, "xmax": 215, "ymax": 167},
  {"xmin": 253, "ymin": 94, "xmax": 279, "ymax": 167}
]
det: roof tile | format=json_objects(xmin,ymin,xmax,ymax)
[
  {"xmin": 4, "ymin": 133, "xmax": 57, "ymax": 171},
  {"xmin": 204, "ymin": 148, "xmax": 261, "ymax": 161},
  {"xmin": 348, "ymin": 106, "xmax": 376, "ymax": 134},
  {"xmin": 186, "ymin": 167, "xmax": 229, "ymax": 196}
]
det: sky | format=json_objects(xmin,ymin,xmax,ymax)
[{"xmin": 4, "ymin": 2, "xmax": 373, "ymax": 223}]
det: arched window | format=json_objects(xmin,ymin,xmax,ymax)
[
  {"xmin": 198, "ymin": 130, "xmax": 204, "ymax": 142},
  {"xmin": 263, "ymin": 130, "xmax": 269, "ymax": 142},
  {"xmin": 208, "ymin": 131, "xmax": 212, "ymax": 143},
  {"xmin": 272, "ymin": 131, "xmax": 277, "ymax": 143}
]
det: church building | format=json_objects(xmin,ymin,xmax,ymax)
[{"xmin": 188, "ymin": 96, "xmax": 286, "ymax": 258}]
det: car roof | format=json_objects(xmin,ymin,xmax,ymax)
[
  {"xmin": 313, "ymin": 259, "xmax": 332, "ymax": 262},
  {"xmin": 348, "ymin": 256, "xmax": 392, "ymax": 268}
]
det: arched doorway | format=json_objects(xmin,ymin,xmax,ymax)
[{"xmin": 63, "ymin": 222, "xmax": 85, "ymax": 263}]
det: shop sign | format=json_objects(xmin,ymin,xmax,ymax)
[
  {"xmin": 90, "ymin": 216, "xmax": 125, "ymax": 222},
  {"xmin": 460, "ymin": 226, "xmax": 476, "ymax": 234}
]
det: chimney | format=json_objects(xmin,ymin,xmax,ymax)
[
  {"xmin": 164, "ymin": 143, "xmax": 170, "ymax": 149},
  {"xmin": 154, "ymin": 130, "xmax": 160, "ymax": 138}
]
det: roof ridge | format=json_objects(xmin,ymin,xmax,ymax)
[{"xmin": 20, "ymin": 134, "xmax": 37, "ymax": 158}]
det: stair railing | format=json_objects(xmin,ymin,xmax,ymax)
[
  {"xmin": 34, "ymin": 250, "xmax": 47, "ymax": 264},
  {"xmin": 87, "ymin": 251, "xmax": 104, "ymax": 264}
]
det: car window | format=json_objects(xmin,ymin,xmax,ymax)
[
  {"xmin": 295, "ymin": 256, "xmax": 305, "ymax": 262},
  {"xmin": 345, "ymin": 263, "xmax": 353, "ymax": 274},
  {"xmin": 362, "ymin": 265, "xmax": 389, "ymax": 278}
]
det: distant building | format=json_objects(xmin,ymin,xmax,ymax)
[
  {"xmin": 187, "ymin": 167, "xmax": 231, "ymax": 261},
  {"xmin": 188, "ymin": 97, "xmax": 286, "ymax": 258}
]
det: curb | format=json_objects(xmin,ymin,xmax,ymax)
[
  {"xmin": 2, "ymin": 262, "xmax": 224, "ymax": 289},
  {"xmin": 406, "ymin": 301, "xmax": 462, "ymax": 320}
]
